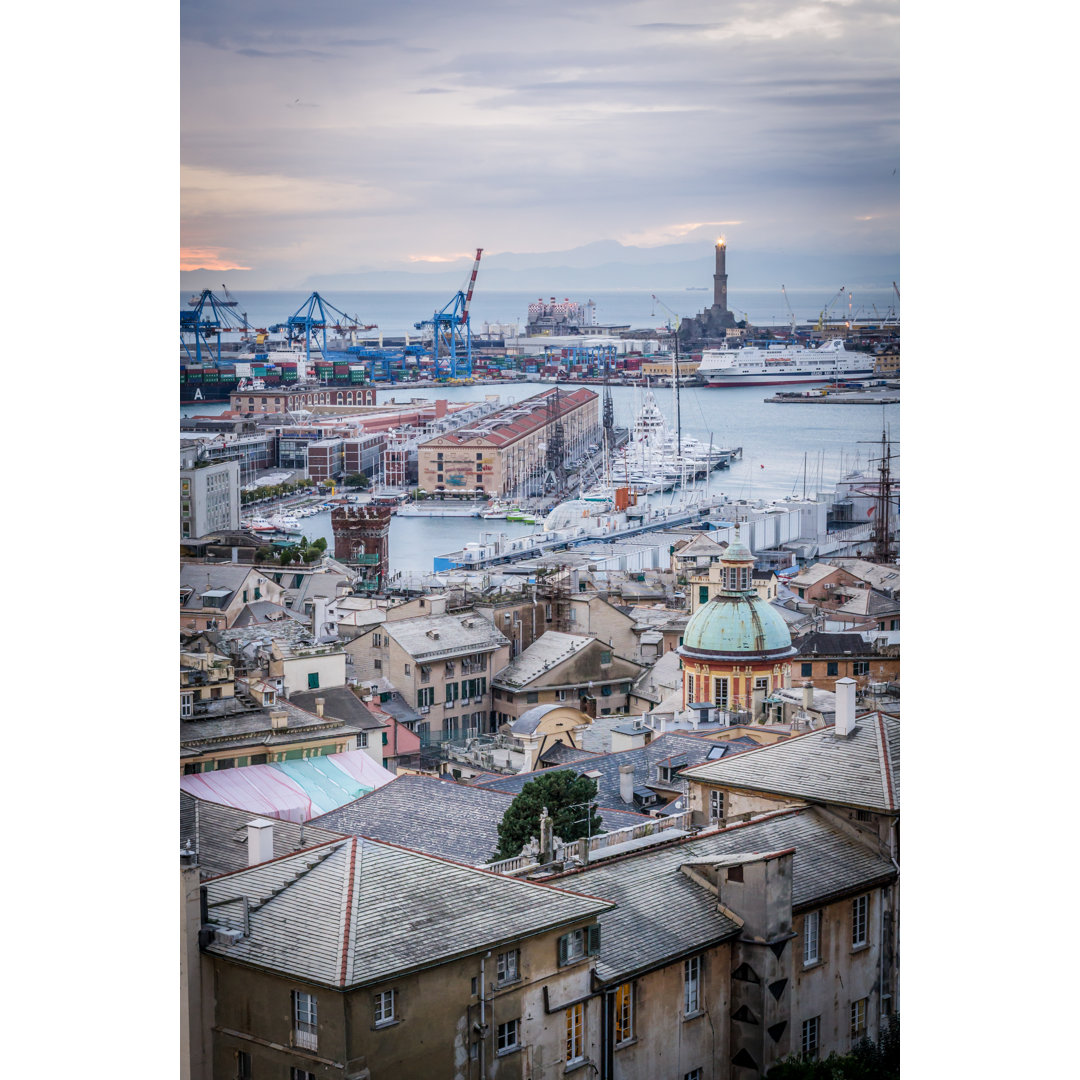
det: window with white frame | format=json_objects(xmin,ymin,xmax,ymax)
[
  {"xmin": 292, "ymin": 990, "xmax": 318, "ymax": 1050},
  {"xmin": 374, "ymin": 988, "xmax": 396, "ymax": 1027},
  {"xmin": 357, "ymin": 732, "xmax": 368, "ymax": 748},
  {"xmin": 291, "ymin": 1069, "xmax": 316, "ymax": 1080},
  {"xmin": 804, "ymin": 910, "xmax": 821, "ymax": 966},
  {"xmin": 684, "ymin": 955, "xmax": 701, "ymax": 1015},
  {"xmin": 181, "ymin": 692, "xmax": 193, "ymax": 719},
  {"xmin": 496, "ymin": 948, "xmax": 519, "ymax": 986},
  {"xmin": 685, "ymin": 1070, "xmax": 703, "ymax": 1080},
  {"xmin": 754, "ymin": 677, "xmax": 769, "ymax": 691},
  {"xmin": 852, "ymin": 894, "xmax": 869, "ymax": 947},
  {"xmin": 713, "ymin": 677, "xmax": 729, "ymax": 709},
  {"xmin": 615, "ymin": 982, "xmax": 634, "ymax": 1044},
  {"xmin": 802, "ymin": 1016, "xmax": 820, "ymax": 1057},
  {"xmin": 850, "ymin": 997, "xmax": 868, "ymax": 1041},
  {"xmin": 709, "ymin": 789, "xmax": 724, "ymax": 822},
  {"xmin": 565, "ymin": 1003, "xmax": 584, "ymax": 1064},
  {"xmin": 496, "ymin": 1018, "xmax": 520, "ymax": 1055}
]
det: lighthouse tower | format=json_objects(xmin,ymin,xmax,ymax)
[{"xmin": 713, "ymin": 238, "xmax": 729, "ymax": 314}]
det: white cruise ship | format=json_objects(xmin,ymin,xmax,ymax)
[{"xmin": 697, "ymin": 337, "xmax": 875, "ymax": 387}]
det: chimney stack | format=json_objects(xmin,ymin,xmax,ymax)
[
  {"xmin": 270, "ymin": 709, "xmax": 289, "ymax": 731},
  {"xmin": 315, "ymin": 697, "xmax": 325, "ymax": 718},
  {"xmin": 619, "ymin": 764, "xmax": 635, "ymax": 805},
  {"xmin": 247, "ymin": 819, "xmax": 274, "ymax": 866},
  {"xmin": 835, "ymin": 677, "xmax": 856, "ymax": 737},
  {"xmin": 802, "ymin": 682, "xmax": 814, "ymax": 710}
]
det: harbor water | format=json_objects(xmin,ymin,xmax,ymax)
[{"xmin": 183, "ymin": 382, "xmax": 898, "ymax": 572}]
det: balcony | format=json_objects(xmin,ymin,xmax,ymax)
[{"xmin": 293, "ymin": 1027, "xmax": 318, "ymax": 1052}]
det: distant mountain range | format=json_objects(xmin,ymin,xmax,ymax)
[{"xmin": 181, "ymin": 241, "xmax": 899, "ymax": 294}]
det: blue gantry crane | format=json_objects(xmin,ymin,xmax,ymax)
[
  {"xmin": 180, "ymin": 289, "xmax": 251, "ymax": 366},
  {"xmin": 277, "ymin": 292, "xmax": 376, "ymax": 368},
  {"xmin": 414, "ymin": 248, "xmax": 482, "ymax": 379}
]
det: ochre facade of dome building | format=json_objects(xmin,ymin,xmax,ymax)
[{"xmin": 678, "ymin": 537, "xmax": 798, "ymax": 715}]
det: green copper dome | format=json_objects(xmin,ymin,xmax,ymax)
[
  {"xmin": 680, "ymin": 591, "xmax": 797, "ymax": 661},
  {"xmin": 721, "ymin": 539, "xmax": 754, "ymax": 563}
]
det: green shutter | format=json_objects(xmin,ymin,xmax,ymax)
[
  {"xmin": 699, "ymin": 586, "xmax": 709, "ymax": 605},
  {"xmin": 308, "ymin": 672, "xmax": 320, "ymax": 688},
  {"xmin": 587, "ymin": 924, "xmax": 601, "ymax": 956},
  {"xmin": 382, "ymin": 732, "xmax": 388, "ymax": 746},
  {"xmin": 558, "ymin": 934, "xmax": 569, "ymax": 966}
]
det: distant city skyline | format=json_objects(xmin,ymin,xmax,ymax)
[{"xmin": 181, "ymin": 0, "xmax": 899, "ymax": 286}]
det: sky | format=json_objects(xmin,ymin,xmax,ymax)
[{"xmin": 180, "ymin": 0, "xmax": 899, "ymax": 284}]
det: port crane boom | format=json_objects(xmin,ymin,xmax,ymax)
[{"xmin": 414, "ymin": 248, "xmax": 483, "ymax": 379}]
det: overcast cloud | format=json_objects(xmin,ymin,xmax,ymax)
[{"xmin": 180, "ymin": 0, "xmax": 899, "ymax": 282}]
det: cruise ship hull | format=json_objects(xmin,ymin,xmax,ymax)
[{"xmin": 704, "ymin": 369, "xmax": 874, "ymax": 387}]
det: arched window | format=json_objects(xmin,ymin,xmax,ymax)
[{"xmin": 336, "ymin": 392, "xmax": 344, "ymax": 404}]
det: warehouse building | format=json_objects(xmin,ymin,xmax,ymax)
[{"xmin": 417, "ymin": 387, "xmax": 599, "ymax": 498}]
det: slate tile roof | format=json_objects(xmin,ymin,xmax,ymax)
[
  {"xmin": 203, "ymin": 834, "xmax": 613, "ymax": 988},
  {"xmin": 552, "ymin": 807, "xmax": 896, "ymax": 983},
  {"xmin": 681, "ymin": 712, "xmax": 900, "ymax": 812},
  {"xmin": 472, "ymin": 732, "xmax": 718, "ymax": 807},
  {"xmin": 289, "ymin": 688, "xmax": 387, "ymax": 732},
  {"xmin": 492, "ymin": 632, "xmax": 593, "ymax": 689},
  {"xmin": 385, "ymin": 613, "xmax": 510, "ymax": 661},
  {"xmin": 179, "ymin": 700, "xmax": 361, "ymax": 754},
  {"xmin": 798, "ymin": 632, "xmax": 875, "ymax": 657},
  {"xmin": 180, "ymin": 792, "xmax": 342, "ymax": 880},
  {"xmin": 308, "ymin": 773, "xmax": 648, "ymax": 865}
]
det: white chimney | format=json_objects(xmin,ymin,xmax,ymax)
[
  {"xmin": 802, "ymin": 682, "xmax": 814, "ymax": 710},
  {"xmin": 619, "ymin": 764, "xmax": 635, "ymax": 805},
  {"xmin": 315, "ymin": 697, "xmax": 325, "ymax": 718},
  {"xmin": 247, "ymin": 819, "xmax": 274, "ymax": 866},
  {"xmin": 835, "ymin": 677, "xmax": 856, "ymax": 737}
]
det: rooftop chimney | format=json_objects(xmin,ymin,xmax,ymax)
[
  {"xmin": 835, "ymin": 677, "xmax": 856, "ymax": 737},
  {"xmin": 269, "ymin": 709, "xmax": 289, "ymax": 731},
  {"xmin": 315, "ymin": 697, "xmax": 325, "ymax": 718},
  {"xmin": 247, "ymin": 819, "xmax": 274, "ymax": 866},
  {"xmin": 619, "ymin": 764, "xmax": 635, "ymax": 805},
  {"xmin": 802, "ymin": 682, "xmax": 814, "ymax": 710}
]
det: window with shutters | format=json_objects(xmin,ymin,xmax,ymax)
[
  {"xmin": 565, "ymin": 1003, "xmax": 584, "ymax": 1065},
  {"xmin": 292, "ymin": 990, "xmax": 318, "ymax": 1050},
  {"xmin": 850, "ymin": 997, "xmax": 868, "ymax": 1041},
  {"xmin": 698, "ymin": 585, "xmax": 709, "ymax": 605},
  {"xmin": 307, "ymin": 672, "xmax": 319, "ymax": 689},
  {"xmin": 497, "ymin": 1018, "xmax": 520, "ymax": 1055},
  {"xmin": 827, "ymin": 662, "xmax": 839, "ymax": 676},
  {"xmin": 684, "ymin": 956, "xmax": 701, "ymax": 1016},
  {"xmin": 803, "ymin": 911, "xmax": 821, "ymax": 966},
  {"xmin": 558, "ymin": 925, "xmax": 600, "ymax": 966},
  {"xmin": 496, "ymin": 948, "xmax": 519, "ymax": 986},
  {"xmin": 714, "ymin": 677, "xmax": 729, "ymax": 709},
  {"xmin": 373, "ymin": 988, "xmax": 396, "ymax": 1027},
  {"xmin": 615, "ymin": 982, "xmax": 634, "ymax": 1044},
  {"xmin": 852, "ymin": 894, "xmax": 869, "ymax": 947},
  {"xmin": 801, "ymin": 662, "xmax": 813, "ymax": 677}
]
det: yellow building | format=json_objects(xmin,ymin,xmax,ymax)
[{"xmin": 678, "ymin": 538, "xmax": 797, "ymax": 719}]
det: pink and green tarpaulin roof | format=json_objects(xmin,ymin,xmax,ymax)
[{"xmin": 179, "ymin": 749, "xmax": 395, "ymax": 823}]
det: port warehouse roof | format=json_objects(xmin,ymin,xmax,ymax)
[
  {"xmin": 179, "ymin": 748, "xmax": 395, "ymax": 823},
  {"xmin": 419, "ymin": 387, "xmax": 597, "ymax": 450}
]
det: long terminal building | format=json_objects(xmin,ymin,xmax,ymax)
[{"xmin": 417, "ymin": 387, "xmax": 599, "ymax": 498}]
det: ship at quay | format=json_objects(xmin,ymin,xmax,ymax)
[{"xmin": 696, "ymin": 338, "xmax": 876, "ymax": 388}]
